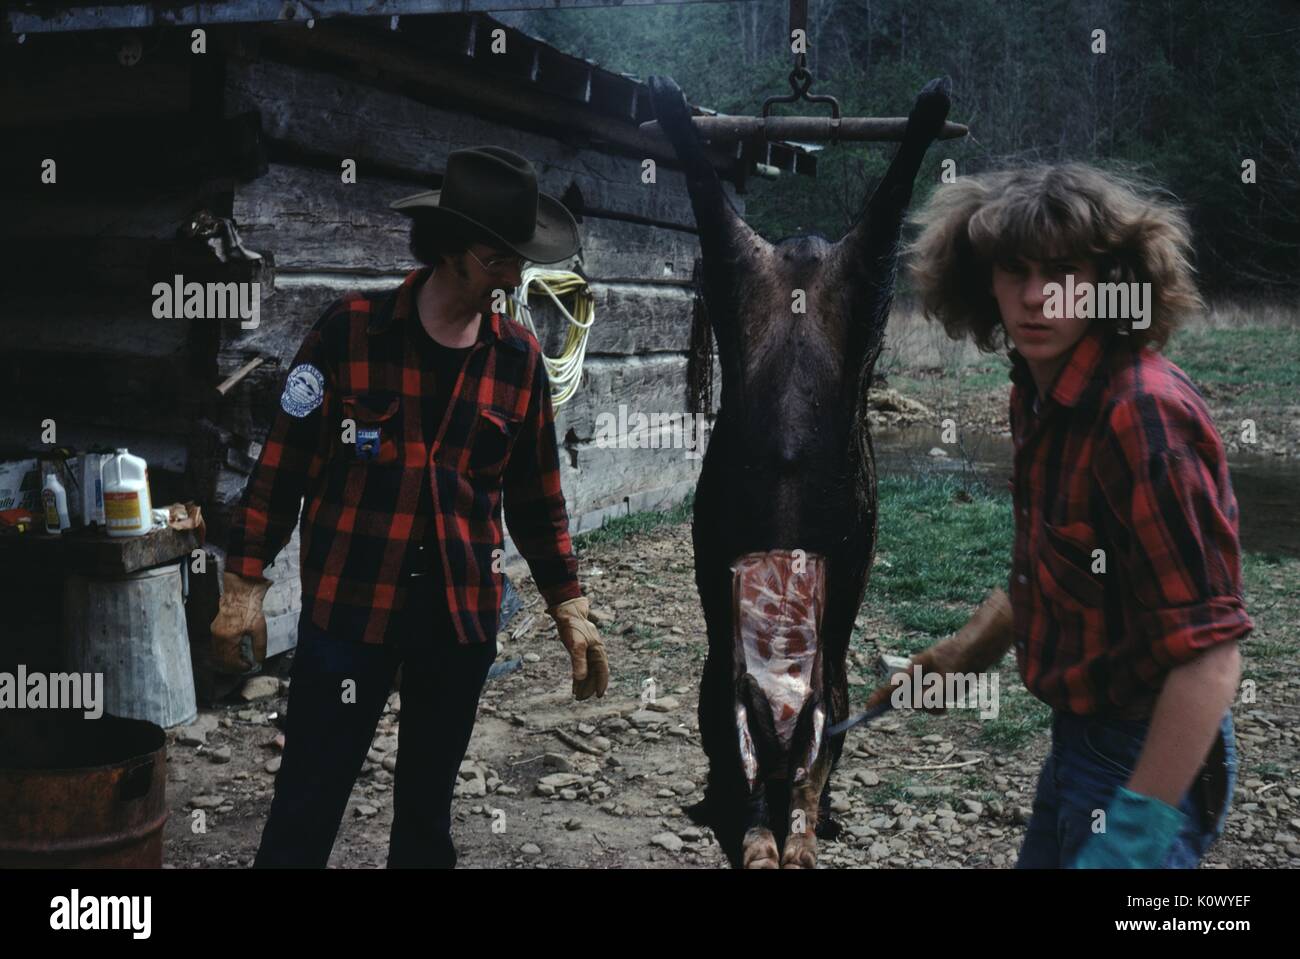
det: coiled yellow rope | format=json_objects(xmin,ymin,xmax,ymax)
[{"xmin": 505, "ymin": 267, "xmax": 595, "ymax": 408}]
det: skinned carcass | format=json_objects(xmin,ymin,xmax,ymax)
[{"xmin": 647, "ymin": 74, "xmax": 952, "ymax": 868}]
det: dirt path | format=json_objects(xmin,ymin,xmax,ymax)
[{"xmin": 162, "ymin": 514, "xmax": 1300, "ymax": 869}]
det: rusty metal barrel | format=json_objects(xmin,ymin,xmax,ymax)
[{"xmin": 0, "ymin": 712, "xmax": 167, "ymax": 867}]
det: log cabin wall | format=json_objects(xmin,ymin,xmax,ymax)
[{"xmin": 1, "ymin": 13, "xmax": 777, "ymax": 656}]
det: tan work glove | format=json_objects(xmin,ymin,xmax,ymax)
[
  {"xmin": 548, "ymin": 596, "xmax": 608, "ymax": 700},
  {"xmin": 863, "ymin": 587, "xmax": 1014, "ymax": 713},
  {"xmin": 209, "ymin": 570, "xmax": 272, "ymax": 675}
]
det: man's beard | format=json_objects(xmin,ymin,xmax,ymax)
[{"xmin": 449, "ymin": 255, "xmax": 495, "ymax": 313}]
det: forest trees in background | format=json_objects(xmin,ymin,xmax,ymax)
[{"xmin": 517, "ymin": 0, "xmax": 1299, "ymax": 299}]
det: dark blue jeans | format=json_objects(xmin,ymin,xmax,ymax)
[
  {"xmin": 1016, "ymin": 710, "xmax": 1237, "ymax": 868},
  {"xmin": 254, "ymin": 578, "xmax": 496, "ymax": 868}
]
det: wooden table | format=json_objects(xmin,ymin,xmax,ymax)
[{"xmin": 0, "ymin": 525, "xmax": 200, "ymax": 578}]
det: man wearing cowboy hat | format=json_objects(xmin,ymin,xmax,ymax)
[{"xmin": 212, "ymin": 146, "xmax": 609, "ymax": 868}]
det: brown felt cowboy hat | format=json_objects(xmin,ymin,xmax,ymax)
[{"xmin": 389, "ymin": 146, "xmax": 580, "ymax": 264}]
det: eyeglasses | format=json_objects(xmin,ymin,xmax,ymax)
[{"xmin": 467, "ymin": 247, "xmax": 527, "ymax": 275}]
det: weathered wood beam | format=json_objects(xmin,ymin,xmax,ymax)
[
  {"xmin": 228, "ymin": 161, "xmax": 708, "ymax": 279},
  {"xmin": 1, "ymin": 112, "xmax": 265, "ymax": 195},
  {"xmin": 256, "ymin": 21, "xmax": 755, "ymax": 180},
  {"xmin": 0, "ymin": 58, "xmax": 190, "ymax": 125},
  {"xmin": 7, "ymin": 1, "xmax": 722, "ymax": 37}
]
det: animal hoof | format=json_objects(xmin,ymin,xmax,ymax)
[
  {"xmin": 647, "ymin": 75, "xmax": 693, "ymax": 131},
  {"xmin": 741, "ymin": 827, "xmax": 780, "ymax": 869},
  {"xmin": 780, "ymin": 832, "xmax": 818, "ymax": 869},
  {"xmin": 815, "ymin": 814, "xmax": 843, "ymax": 841},
  {"xmin": 907, "ymin": 75, "xmax": 952, "ymax": 140}
]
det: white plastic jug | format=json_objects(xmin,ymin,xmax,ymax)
[{"xmin": 102, "ymin": 448, "xmax": 153, "ymax": 537}]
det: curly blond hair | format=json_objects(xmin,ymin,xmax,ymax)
[{"xmin": 905, "ymin": 163, "xmax": 1204, "ymax": 353}]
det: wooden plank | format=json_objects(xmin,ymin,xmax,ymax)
[
  {"xmin": 9, "ymin": 2, "xmax": 714, "ymax": 35},
  {"xmin": 0, "ymin": 413, "xmax": 194, "ymax": 475},
  {"xmin": 563, "ymin": 477, "xmax": 696, "ymax": 539},
  {"xmin": 260, "ymin": 20, "xmax": 758, "ymax": 191},
  {"xmin": 231, "ymin": 162, "xmax": 703, "ymax": 281},
  {"xmin": 230, "ymin": 164, "xmax": 414, "ymax": 273},
  {"xmin": 0, "ymin": 294, "xmax": 192, "ymax": 357},
  {"xmin": 0, "ymin": 237, "xmax": 164, "ymax": 293},
  {"xmin": 2, "ymin": 114, "xmax": 234, "ymax": 194},
  {"xmin": 0, "ymin": 525, "xmax": 199, "ymax": 578},
  {"xmin": 219, "ymin": 275, "xmax": 394, "ymax": 373},
  {"xmin": 239, "ymin": 276, "xmax": 699, "ymax": 361},
  {"xmin": 0, "ymin": 292, "xmax": 207, "ymax": 451},
  {"xmin": 224, "ymin": 56, "xmax": 739, "ymax": 228},
  {"xmin": 544, "ymin": 283, "xmax": 696, "ymax": 355},
  {"xmin": 553, "ymin": 354, "xmax": 714, "ymax": 444},
  {"xmin": 0, "ymin": 59, "xmax": 190, "ymax": 126},
  {"xmin": 558, "ymin": 434, "xmax": 704, "ymax": 518},
  {"xmin": 578, "ymin": 219, "xmax": 701, "ymax": 284},
  {"xmin": 2, "ymin": 189, "xmax": 201, "ymax": 241}
]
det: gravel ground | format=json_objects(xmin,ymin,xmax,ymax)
[
  {"xmin": 162, "ymin": 516, "xmax": 1300, "ymax": 869},
  {"xmin": 161, "ymin": 362, "xmax": 1298, "ymax": 869}
]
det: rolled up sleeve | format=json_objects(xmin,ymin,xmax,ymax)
[{"xmin": 1092, "ymin": 393, "xmax": 1253, "ymax": 668}]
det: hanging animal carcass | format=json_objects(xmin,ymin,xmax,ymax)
[{"xmin": 646, "ymin": 74, "xmax": 953, "ymax": 868}]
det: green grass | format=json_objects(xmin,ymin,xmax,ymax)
[
  {"xmin": 1238, "ymin": 550, "xmax": 1300, "ymax": 681},
  {"xmin": 974, "ymin": 684, "xmax": 1052, "ymax": 752},
  {"xmin": 957, "ymin": 365, "xmax": 1012, "ymax": 391},
  {"xmin": 574, "ymin": 473, "xmax": 1297, "ymax": 739},
  {"xmin": 576, "ymin": 491, "xmax": 694, "ymax": 547},
  {"xmin": 1164, "ymin": 327, "xmax": 1300, "ymax": 404},
  {"xmin": 869, "ymin": 472, "xmax": 1014, "ymax": 637},
  {"xmin": 868, "ymin": 775, "xmax": 911, "ymax": 807},
  {"xmin": 959, "ymin": 772, "xmax": 985, "ymax": 791}
]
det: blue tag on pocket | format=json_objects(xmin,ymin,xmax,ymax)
[{"xmin": 356, "ymin": 427, "xmax": 381, "ymax": 461}]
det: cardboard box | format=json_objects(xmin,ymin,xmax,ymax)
[
  {"xmin": 66, "ymin": 453, "xmax": 110, "ymax": 527},
  {"xmin": 0, "ymin": 458, "xmax": 41, "ymax": 512}
]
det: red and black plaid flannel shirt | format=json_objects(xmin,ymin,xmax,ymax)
[
  {"xmin": 225, "ymin": 267, "xmax": 582, "ymax": 645},
  {"xmin": 1008, "ymin": 322, "xmax": 1253, "ymax": 715}
]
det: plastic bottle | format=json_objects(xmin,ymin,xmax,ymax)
[
  {"xmin": 102, "ymin": 448, "xmax": 153, "ymax": 538},
  {"xmin": 42, "ymin": 463, "xmax": 71, "ymax": 534},
  {"xmin": 81, "ymin": 451, "xmax": 109, "ymax": 527}
]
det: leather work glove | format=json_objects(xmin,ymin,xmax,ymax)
[
  {"xmin": 548, "ymin": 596, "xmax": 608, "ymax": 700},
  {"xmin": 1071, "ymin": 786, "xmax": 1188, "ymax": 868},
  {"xmin": 209, "ymin": 570, "xmax": 272, "ymax": 675},
  {"xmin": 863, "ymin": 587, "xmax": 1014, "ymax": 713}
]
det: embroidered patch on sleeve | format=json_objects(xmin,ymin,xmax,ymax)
[{"xmin": 281, "ymin": 363, "xmax": 326, "ymax": 418}]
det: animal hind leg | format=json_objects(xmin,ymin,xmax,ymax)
[
  {"xmin": 736, "ymin": 681, "xmax": 782, "ymax": 869},
  {"xmin": 780, "ymin": 700, "xmax": 830, "ymax": 869}
]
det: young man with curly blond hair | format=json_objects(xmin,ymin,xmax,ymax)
[{"xmin": 899, "ymin": 163, "xmax": 1252, "ymax": 868}]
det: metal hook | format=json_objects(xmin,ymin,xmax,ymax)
[{"xmin": 759, "ymin": 47, "xmax": 842, "ymax": 133}]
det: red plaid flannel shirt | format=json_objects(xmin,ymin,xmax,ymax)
[
  {"xmin": 1008, "ymin": 322, "xmax": 1253, "ymax": 715},
  {"xmin": 225, "ymin": 267, "xmax": 582, "ymax": 645}
]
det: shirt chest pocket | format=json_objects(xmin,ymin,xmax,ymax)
[
  {"xmin": 340, "ymin": 392, "xmax": 401, "ymax": 466},
  {"xmin": 467, "ymin": 407, "xmax": 523, "ymax": 480},
  {"xmin": 1037, "ymin": 519, "xmax": 1106, "ymax": 613}
]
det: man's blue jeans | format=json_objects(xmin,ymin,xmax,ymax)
[
  {"xmin": 254, "ymin": 579, "xmax": 496, "ymax": 868},
  {"xmin": 1016, "ymin": 710, "xmax": 1237, "ymax": 868}
]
